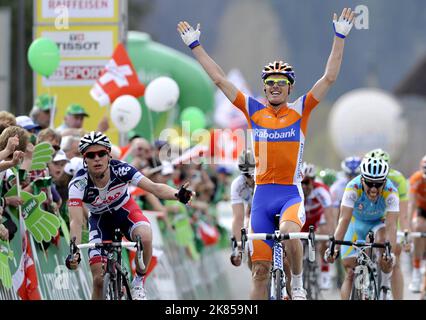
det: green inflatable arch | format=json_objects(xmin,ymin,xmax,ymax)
[{"xmin": 127, "ymin": 31, "xmax": 215, "ymax": 142}]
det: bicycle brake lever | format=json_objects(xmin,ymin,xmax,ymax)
[
  {"xmin": 308, "ymin": 226, "xmax": 315, "ymax": 262},
  {"xmin": 240, "ymin": 228, "xmax": 247, "ymax": 251},
  {"xmin": 135, "ymin": 236, "xmax": 145, "ymax": 271}
]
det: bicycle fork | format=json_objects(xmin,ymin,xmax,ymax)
[{"xmin": 271, "ymin": 241, "xmax": 289, "ymax": 300}]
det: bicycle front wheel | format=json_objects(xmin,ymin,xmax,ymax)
[
  {"xmin": 120, "ymin": 273, "xmax": 132, "ymax": 300},
  {"xmin": 103, "ymin": 273, "xmax": 118, "ymax": 300},
  {"xmin": 270, "ymin": 269, "xmax": 283, "ymax": 300},
  {"xmin": 350, "ymin": 277, "xmax": 362, "ymax": 300}
]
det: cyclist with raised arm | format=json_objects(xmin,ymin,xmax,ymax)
[
  {"xmin": 364, "ymin": 148, "xmax": 409, "ymax": 299},
  {"xmin": 326, "ymin": 157, "xmax": 399, "ymax": 300},
  {"xmin": 300, "ymin": 162, "xmax": 334, "ymax": 290},
  {"xmin": 407, "ymin": 155, "xmax": 426, "ymax": 295},
  {"xmin": 230, "ymin": 150, "xmax": 255, "ymax": 268},
  {"xmin": 178, "ymin": 8, "xmax": 355, "ymax": 299},
  {"xmin": 65, "ymin": 131, "xmax": 194, "ymax": 300}
]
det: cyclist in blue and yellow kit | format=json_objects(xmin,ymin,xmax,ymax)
[
  {"xmin": 178, "ymin": 8, "xmax": 355, "ymax": 300},
  {"xmin": 326, "ymin": 157, "xmax": 399, "ymax": 300}
]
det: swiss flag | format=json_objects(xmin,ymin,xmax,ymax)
[
  {"xmin": 12, "ymin": 231, "xmax": 41, "ymax": 300},
  {"xmin": 90, "ymin": 43, "xmax": 145, "ymax": 106},
  {"xmin": 209, "ymin": 128, "xmax": 244, "ymax": 163},
  {"xmin": 197, "ymin": 221, "xmax": 220, "ymax": 246}
]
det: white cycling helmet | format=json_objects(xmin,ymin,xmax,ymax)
[
  {"xmin": 78, "ymin": 131, "xmax": 112, "ymax": 154},
  {"xmin": 238, "ymin": 149, "xmax": 255, "ymax": 175},
  {"xmin": 360, "ymin": 157, "xmax": 389, "ymax": 181},
  {"xmin": 341, "ymin": 156, "xmax": 362, "ymax": 176},
  {"xmin": 301, "ymin": 162, "xmax": 316, "ymax": 179}
]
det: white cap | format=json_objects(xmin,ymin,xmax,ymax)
[
  {"xmin": 16, "ymin": 115, "xmax": 41, "ymax": 130},
  {"xmin": 53, "ymin": 150, "xmax": 69, "ymax": 163},
  {"xmin": 64, "ymin": 157, "xmax": 84, "ymax": 176}
]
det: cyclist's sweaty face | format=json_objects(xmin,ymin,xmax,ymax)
[
  {"xmin": 264, "ymin": 74, "xmax": 290, "ymax": 107},
  {"xmin": 84, "ymin": 145, "xmax": 110, "ymax": 176}
]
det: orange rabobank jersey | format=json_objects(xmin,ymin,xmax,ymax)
[{"xmin": 233, "ymin": 91, "xmax": 319, "ymax": 185}]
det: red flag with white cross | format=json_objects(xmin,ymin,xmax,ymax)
[{"xmin": 90, "ymin": 43, "xmax": 145, "ymax": 106}]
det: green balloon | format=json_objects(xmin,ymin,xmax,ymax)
[
  {"xmin": 180, "ymin": 106, "xmax": 206, "ymax": 133},
  {"xmin": 27, "ymin": 38, "xmax": 60, "ymax": 77}
]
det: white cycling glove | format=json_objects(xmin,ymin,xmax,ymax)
[
  {"xmin": 180, "ymin": 23, "xmax": 201, "ymax": 49},
  {"xmin": 333, "ymin": 15, "xmax": 354, "ymax": 39}
]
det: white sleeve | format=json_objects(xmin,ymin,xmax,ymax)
[
  {"xmin": 230, "ymin": 178, "xmax": 243, "ymax": 205},
  {"xmin": 341, "ymin": 189, "xmax": 357, "ymax": 209},
  {"xmin": 316, "ymin": 187, "xmax": 332, "ymax": 208},
  {"xmin": 386, "ymin": 192, "xmax": 400, "ymax": 213},
  {"xmin": 130, "ymin": 171, "xmax": 144, "ymax": 186},
  {"xmin": 68, "ymin": 179, "xmax": 85, "ymax": 200}
]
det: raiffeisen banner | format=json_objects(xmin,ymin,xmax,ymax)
[{"xmin": 33, "ymin": 0, "xmax": 125, "ymax": 144}]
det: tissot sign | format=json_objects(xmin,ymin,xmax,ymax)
[{"xmin": 41, "ymin": 30, "xmax": 114, "ymax": 57}]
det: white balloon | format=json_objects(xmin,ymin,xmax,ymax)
[
  {"xmin": 144, "ymin": 76, "xmax": 180, "ymax": 112},
  {"xmin": 329, "ymin": 88, "xmax": 407, "ymax": 161},
  {"xmin": 110, "ymin": 95, "xmax": 142, "ymax": 132}
]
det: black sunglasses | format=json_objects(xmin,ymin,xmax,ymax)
[
  {"xmin": 84, "ymin": 150, "xmax": 109, "ymax": 159},
  {"xmin": 52, "ymin": 145, "xmax": 61, "ymax": 151},
  {"xmin": 363, "ymin": 179, "xmax": 386, "ymax": 189}
]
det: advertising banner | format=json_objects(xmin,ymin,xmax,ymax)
[
  {"xmin": 35, "ymin": 0, "xmax": 120, "ymax": 24},
  {"xmin": 34, "ymin": 8, "xmax": 122, "ymax": 143}
]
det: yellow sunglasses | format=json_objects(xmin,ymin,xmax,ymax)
[{"xmin": 263, "ymin": 78, "xmax": 290, "ymax": 87}]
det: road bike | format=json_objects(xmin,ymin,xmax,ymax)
[{"xmin": 70, "ymin": 228, "xmax": 144, "ymax": 300}]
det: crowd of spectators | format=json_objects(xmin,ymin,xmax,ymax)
[{"xmin": 0, "ymin": 96, "xmax": 234, "ymax": 253}]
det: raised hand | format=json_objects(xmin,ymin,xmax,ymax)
[
  {"xmin": 11, "ymin": 151, "xmax": 24, "ymax": 166},
  {"xmin": 333, "ymin": 8, "xmax": 356, "ymax": 39},
  {"xmin": 177, "ymin": 21, "xmax": 201, "ymax": 49},
  {"xmin": 5, "ymin": 135, "xmax": 19, "ymax": 155}
]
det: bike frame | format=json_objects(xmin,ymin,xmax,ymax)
[
  {"xmin": 73, "ymin": 230, "xmax": 144, "ymax": 300},
  {"xmin": 271, "ymin": 231, "xmax": 287, "ymax": 300},
  {"xmin": 328, "ymin": 233, "xmax": 391, "ymax": 300},
  {"xmin": 241, "ymin": 227, "xmax": 316, "ymax": 300}
]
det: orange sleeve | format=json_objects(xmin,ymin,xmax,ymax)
[
  {"xmin": 300, "ymin": 92, "xmax": 320, "ymax": 135},
  {"xmin": 232, "ymin": 91, "xmax": 250, "ymax": 121},
  {"xmin": 303, "ymin": 91, "xmax": 320, "ymax": 115}
]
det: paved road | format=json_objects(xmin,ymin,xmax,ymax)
[{"xmin": 220, "ymin": 249, "xmax": 423, "ymax": 300}]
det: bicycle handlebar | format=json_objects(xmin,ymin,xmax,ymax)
[
  {"xmin": 246, "ymin": 231, "xmax": 311, "ymax": 241},
  {"xmin": 397, "ymin": 231, "xmax": 426, "ymax": 240},
  {"xmin": 240, "ymin": 227, "xmax": 319, "ymax": 262},
  {"xmin": 77, "ymin": 241, "xmax": 138, "ymax": 249},
  {"xmin": 328, "ymin": 236, "xmax": 392, "ymax": 258}
]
